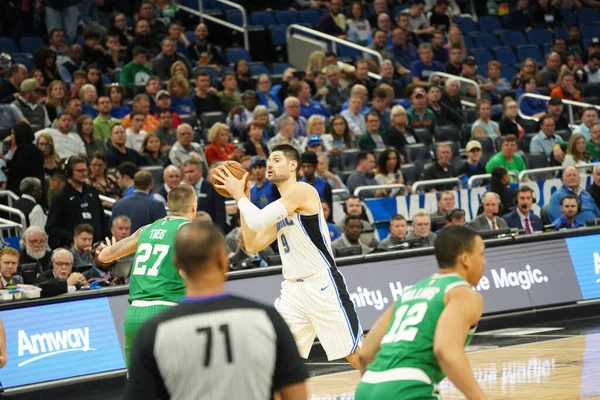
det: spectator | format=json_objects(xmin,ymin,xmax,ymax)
[
  {"xmin": 191, "ymin": 71, "xmax": 222, "ymax": 115},
  {"xmin": 346, "ymin": 1, "xmax": 372, "ymax": 44},
  {"xmin": 390, "ymin": 27, "xmax": 418, "ymax": 77},
  {"xmin": 485, "ymin": 135, "xmax": 528, "ymax": 178},
  {"xmin": 120, "ymin": 47, "xmax": 152, "ymax": 88},
  {"xmin": 87, "ymin": 151, "xmax": 120, "ymax": 201},
  {"xmin": 151, "ymin": 165, "xmax": 180, "ymax": 207},
  {"xmin": 553, "ymin": 195, "xmax": 585, "ymax": 229},
  {"xmin": 4, "ymin": 122, "xmax": 45, "ymax": 197},
  {"xmin": 33, "ymin": 48, "xmax": 61, "ymax": 88},
  {"xmin": 93, "ymin": 95, "xmax": 120, "ymax": 141},
  {"xmin": 572, "ymin": 107, "xmax": 598, "ymax": 141},
  {"xmin": 435, "ymin": 208, "xmax": 466, "ymax": 234},
  {"xmin": 349, "ymin": 60, "xmax": 375, "ymax": 99},
  {"xmin": 36, "ymin": 249, "xmax": 87, "ymax": 297},
  {"xmin": 429, "ymin": 2, "xmax": 450, "ymax": 33},
  {"xmin": 166, "ymin": 20, "xmax": 187, "ymax": 46},
  {"xmin": 303, "ymin": 119, "xmax": 331, "ymax": 152},
  {"xmin": 376, "ymin": 60, "xmax": 404, "ymax": 100},
  {"xmin": 378, "ymin": 214, "xmax": 409, "ymax": 250},
  {"xmin": 111, "ymin": 170, "xmax": 166, "ymax": 233},
  {"xmin": 512, "ymin": 58, "xmax": 541, "ymax": 89},
  {"xmin": 187, "ymin": 23, "xmax": 225, "ymax": 69},
  {"xmin": 247, "ymin": 157, "xmax": 273, "ymax": 209},
  {"xmin": 204, "ymin": 123, "xmax": 244, "ymax": 165},
  {"xmin": 548, "ymin": 166, "xmax": 600, "ymax": 224},
  {"xmin": 500, "ymin": 98, "xmax": 526, "ymax": 139},
  {"xmin": 563, "ymin": 134, "xmax": 592, "ymax": 167},
  {"xmin": 316, "ymin": 152, "xmax": 346, "ymax": 192},
  {"xmin": 546, "ymin": 96, "xmax": 571, "ymax": 132},
  {"xmin": 256, "ymin": 74, "xmax": 283, "ymax": 114},
  {"xmin": 109, "ymin": 85, "xmax": 131, "ymax": 119},
  {"xmin": 331, "ymin": 215, "xmax": 374, "ymax": 255},
  {"xmin": 367, "ymin": 29, "xmax": 395, "ymax": 67},
  {"xmin": 126, "ymin": 20, "xmax": 160, "ymax": 62},
  {"xmin": 77, "ymin": 115, "xmax": 105, "ymax": 157},
  {"xmin": 115, "ymin": 162, "xmax": 138, "ymax": 198},
  {"xmin": 154, "ymin": 90, "xmax": 183, "ymax": 129},
  {"xmin": 71, "ymin": 223, "xmax": 94, "ymax": 269},
  {"xmin": 346, "ymin": 151, "xmax": 385, "ymax": 198},
  {"xmin": 490, "ymin": 166, "xmax": 515, "ymax": 216},
  {"xmin": 0, "ymin": 64, "xmax": 28, "ymax": 104},
  {"xmin": 406, "ymin": 210, "xmax": 436, "ymax": 246},
  {"xmin": 218, "ymin": 71, "xmax": 243, "ymax": 116},
  {"xmin": 44, "ymin": 0, "xmax": 78, "ymax": 43},
  {"xmin": 58, "ymin": 45, "xmax": 86, "ymax": 84},
  {"xmin": 423, "ymin": 143, "xmax": 457, "ymax": 191},
  {"xmin": 105, "ymin": 124, "xmax": 143, "ymax": 168},
  {"xmin": 427, "ymin": 84, "xmax": 448, "ymax": 127},
  {"xmin": 0, "ymin": 248, "xmax": 23, "ymax": 288},
  {"xmin": 122, "ymin": 94, "xmax": 159, "ymax": 133},
  {"xmin": 151, "ymin": 38, "xmax": 191, "ymax": 81},
  {"xmin": 460, "ymin": 56, "xmax": 495, "ymax": 104},
  {"xmin": 325, "ymin": 115, "xmax": 354, "ymax": 154},
  {"xmin": 444, "ymin": 45, "xmax": 463, "ymax": 76},
  {"xmin": 374, "ymin": 148, "xmax": 404, "ymax": 197},
  {"xmin": 46, "ymin": 156, "xmax": 105, "ymax": 249},
  {"xmin": 36, "ymin": 133, "xmax": 60, "ymax": 178},
  {"xmin": 358, "ymin": 112, "xmax": 386, "ymax": 151},
  {"xmin": 267, "ymin": 116, "xmax": 304, "ymax": 154},
  {"xmin": 43, "ymin": 81, "xmax": 66, "ymax": 122},
  {"xmin": 83, "ymin": 242, "xmax": 119, "ymax": 281},
  {"xmin": 540, "ymin": 52, "xmax": 562, "ymax": 89},
  {"xmin": 36, "ymin": 113, "xmax": 86, "ymax": 159},
  {"xmin": 234, "ymin": 60, "xmax": 256, "ymax": 94},
  {"xmin": 369, "ymin": 87, "xmax": 391, "ymax": 130},
  {"xmin": 109, "ymin": 216, "xmax": 132, "ymax": 259},
  {"xmin": 407, "ymin": 86, "xmax": 436, "ymax": 133},
  {"xmin": 140, "ymin": 132, "xmax": 168, "ymax": 167},
  {"xmin": 138, "ymin": 0, "xmax": 168, "ymax": 43},
  {"xmin": 12, "ymin": 79, "xmax": 51, "ymax": 128},
  {"xmin": 0, "ymin": 103, "xmax": 25, "ymax": 130},
  {"xmin": 293, "ymin": 81, "xmax": 330, "ymax": 120},
  {"xmin": 244, "ymin": 121, "xmax": 269, "ymax": 157},
  {"xmin": 81, "ymin": 31, "xmax": 115, "ymax": 73},
  {"xmin": 47, "ymin": 172, "xmax": 65, "ymax": 207},
  {"xmin": 487, "ymin": 61, "xmax": 511, "ymax": 98},
  {"xmin": 468, "ymin": 192, "xmax": 508, "ymax": 231},
  {"xmin": 584, "ymin": 52, "xmax": 600, "ymax": 83},
  {"xmin": 471, "ymin": 99, "xmax": 500, "ymax": 140},
  {"xmin": 440, "ymin": 77, "xmax": 463, "ymax": 128},
  {"xmin": 505, "ymin": 186, "xmax": 544, "ymax": 232},
  {"xmin": 585, "ymin": 122, "xmax": 600, "ymax": 161},
  {"xmin": 341, "ymin": 96, "xmax": 366, "ymax": 136},
  {"xmin": 337, "ymin": 195, "xmax": 373, "ymax": 231},
  {"xmin": 19, "ymin": 226, "xmax": 52, "ymax": 273},
  {"xmin": 431, "ymin": 191, "xmax": 456, "ymax": 218},
  {"xmin": 125, "ymin": 111, "xmax": 148, "ymax": 152},
  {"xmin": 317, "ymin": 0, "xmax": 346, "ymax": 37},
  {"xmin": 509, "ymin": 0, "xmax": 533, "ymax": 31},
  {"xmin": 299, "ymin": 151, "xmax": 333, "ymax": 209},
  {"xmin": 109, "ymin": 12, "xmax": 134, "ymax": 50},
  {"xmin": 384, "ymin": 105, "xmax": 419, "ymax": 157},
  {"xmin": 79, "ymin": 84, "xmax": 98, "ymax": 119},
  {"xmin": 368, "ymin": 14, "xmax": 393, "ymax": 48},
  {"xmin": 587, "ymin": 165, "xmax": 600, "ymax": 209},
  {"xmin": 181, "ymin": 158, "xmax": 226, "ymax": 231},
  {"xmin": 550, "ymin": 71, "xmax": 581, "ymax": 102},
  {"xmin": 405, "ymin": 0, "xmax": 436, "ymax": 39},
  {"xmin": 458, "ymin": 140, "xmax": 486, "ymax": 180},
  {"xmin": 227, "ymin": 90, "xmax": 262, "ymax": 135},
  {"xmin": 229, "ymin": 228, "xmax": 274, "ymax": 268},
  {"xmin": 85, "ymin": 66, "xmax": 104, "ymax": 98},
  {"xmin": 320, "ymin": 200, "xmax": 340, "ymax": 240},
  {"xmin": 530, "ymin": 114, "xmax": 564, "ymax": 163},
  {"xmin": 12, "ymin": 177, "xmax": 47, "ymax": 228},
  {"xmin": 410, "ymin": 43, "xmax": 445, "ymax": 88},
  {"xmin": 531, "ymin": 0, "xmax": 562, "ymax": 29}
]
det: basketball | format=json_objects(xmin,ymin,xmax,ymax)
[{"xmin": 212, "ymin": 161, "xmax": 249, "ymax": 198}]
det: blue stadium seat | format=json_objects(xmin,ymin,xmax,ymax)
[
  {"xmin": 338, "ymin": 44, "xmax": 362, "ymax": 59},
  {"xmin": 226, "ymin": 47, "xmax": 251, "ymax": 64},
  {"xmin": 501, "ymin": 31, "xmax": 527, "ymax": 48},
  {"xmin": 473, "ymin": 50, "xmax": 494, "ymax": 66},
  {"xmin": 501, "ymin": 66, "xmax": 517, "ymax": 81},
  {"xmin": 269, "ymin": 25, "xmax": 287, "ymax": 46},
  {"xmin": 560, "ymin": 9, "xmax": 577, "ymax": 25},
  {"xmin": 226, "ymin": 10, "xmax": 244, "ymax": 26},
  {"xmin": 455, "ymin": 17, "xmax": 478, "ymax": 35},
  {"xmin": 475, "ymin": 33, "xmax": 500, "ymax": 49},
  {"xmin": 477, "ymin": 68, "xmax": 488, "ymax": 79},
  {"xmin": 542, "ymin": 43, "xmax": 552, "ymax": 56},
  {"xmin": 0, "ymin": 37, "xmax": 19, "ymax": 54},
  {"xmin": 527, "ymin": 29, "xmax": 553, "ymax": 46},
  {"xmin": 494, "ymin": 47, "xmax": 518, "ymax": 66},
  {"xmin": 19, "ymin": 36, "xmax": 45, "ymax": 54},
  {"xmin": 250, "ymin": 63, "xmax": 269, "ymax": 76},
  {"xmin": 250, "ymin": 11, "xmax": 277, "ymax": 27},
  {"xmin": 275, "ymin": 10, "xmax": 301, "ymax": 26},
  {"xmin": 272, "ymin": 62, "xmax": 291, "ymax": 74},
  {"xmin": 13, "ymin": 56, "xmax": 33, "ymax": 71},
  {"xmin": 517, "ymin": 45, "xmax": 543, "ymax": 63},
  {"xmin": 177, "ymin": 40, "xmax": 187, "ymax": 56},
  {"xmin": 582, "ymin": 25, "xmax": 600, "ymax": 40},
  {"xmin": 578, "ymin": 8, "xmax": 600, "ymax": 25},
  {"xmin": 554, "ymin": 27, "xmax": 569, "ymax": 39},
  {"xmin": 478, "ymin": 16, "xmax": 502, "ymax": 33},
  {"xmin": 185, "ymin": 31, "xmax": 195, "ymax": 44},
  {"xmin": 299, "ymin": 9, "xmax": 320, "ymax": 26},
  {"xmin": 392, "ymin": 4, "xmax": 409, "ymax": 18},
  {"xmin": 463, "ymin": 36, "xmax": 475, "ymax": 50}
]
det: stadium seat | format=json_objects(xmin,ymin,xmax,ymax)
[
  {"xmin": 400, "ymin": 163, "xmax": 420, "ymax": 185},
  {"xmin": 461, "ymin": 123, "xmax": 473, "ymax": 144},
  {"xmin": 250, "ymin": 63, "xmax": 269, "ymax": 76},
  {"xmin": 520, "ymin": 119, "xmax": 539, "ymax": 134},
  {"xmin": 269, "ymin": 25, "xmax": 287, "ymax": 46},
  {"xmin": 527, "ymin": 29, "xmax": 553, "ymax": 46},
  {"xmin": 272, "ymin": 62, "xmax": 291, "ymax": 74},
  {"xmin": 405, "ymin": 143, "xmax": 431, "ymax": 163},
  {"xmin": 463, "ymin": 108, "xmax": 477, "ymax": 124},
  {"xmin": 299, "ymin": 9, "xmax": 320, "ymax": 26},
  {"xmin": 226, "ymin": 10, "xmax": 244, "ymax": 26},
  {"xmin": 141, "ymin": 166, "xmax": 164, "ymax": 188},
  {"xmin": 473, "ymin": 50, "xmax": 494, "ymax": 66},
  {"xmin": 226, "ymin": 47, "xmax": 251, "ymax": 64},
  {"xmin": 501, "ymin": 66, "xmax": 517, "ymax": 81},
  {"xmin": 475, "ymin": 33, "xmax": 500, "ymax": 49},
  {"xmin": 520, "ymin": 132, "xmax": 536, "ymax": 153},
  {"xmin": 478, "ymin": 16, "xmax": 502, "ymax": 33},
  {"xmin": 582, "ymin": 25, "xmax": 600, "ymax": 40},
  {"xmin": 184, "ymin": 31, "xmax": 195, "ymax": 44},
  {"xmin": 275, "ymin": 10, "xmax": 300, "ymax": 26},
  {"xmin": 474, "ymin": 137, "xmax": 496, "ymax": 158},
  {"xmin": 560, "ymin": 9, "xmax": 577, "ymax": 26},
  {"xmin": 517, "ymin": 45, "xmax": 543, "ymax": 63},
  {"xmin": 455, "ymin": 17, "xmax": 478, "ymax": 35},
  {"xmin": 340, "ymin": 149, "xmax": 361, "ymax": 171},
  {"xmin": 583, "ymin": 83, "xmax": 600, "ymax": 97},
  {"xmin": 522, "ymin": 153, "xmax": 552, "ymax": 180},
  {"xmin": 554, "ymin": 27, "xmax": 569, "ymax": 39},
  {"xmin": 435, "ymin": 125, "xmax": 461, "ymax": 143},
  {"xmin": 578, "ymin": 8, "xmax": 600, "ymax": 25},
  {"xmin": 200, "ymin": 111, "xmax": 226, "ymax": 129},
  {"xmin": 250, "ymin": 11, "xmax": 277, "ymax": 27},
  {"xmin": 12, "ymin": 56, "xmax": 33, "ymax": 71},
  {"xmin": 19, "ymin": 36, "xmax": 45, "ymax": 54},
  {"xmin": 542, "ymin": 43, "xmax": 553, "ymax": 57},
  {"xmin": 556, "ymin": 129, "xmax": 572, "ymax": 142},
  {"xmin": 463, "ymin": 36, "xmax": 475, "ymax": 50},
  {"xmin": 338, "ymin": 44, "xmax": 362, "ymax": 59},
  {"xmin": 500, "ymin": 31, "xmax": 527, "ymax": 48},
  {"xmin": 0, "ymin": 37, "xmax": 19, "ymax": 54},
  {"xmin": 413, "ymin": 127, "xmax": 432, "ymax": 145},
  {"xmin": 179, "ymin": 114, "xmax": 198, "ymax": 129},
  {"xmin": 495, "ymin": 47, "xmax": 518, "ymax": 66},
  {"xmin": 584, "ymin": 95, "xmax": 600, "ymax": 105}
]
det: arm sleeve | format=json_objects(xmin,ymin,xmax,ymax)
[
  {"xmin": 238, "ymin": 197, "xmax": 287, "ymax": 231},
  {"xmin": 529, "ymin": 137, "xmax": 543, "ymax": 154}
]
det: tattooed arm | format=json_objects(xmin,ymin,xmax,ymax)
[{"xmin": 98, "ymin": 225, "xmax": 148, "ymax": 263}]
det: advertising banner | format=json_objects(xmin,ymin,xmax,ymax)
[
  {"xmin": 0, "ymin": 297, "xmax": 125, "ymax": 388},
  {"xmin": 565, "ymin": 235, "xmax": 600, "ymax": 300}
]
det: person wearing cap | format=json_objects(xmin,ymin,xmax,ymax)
[
  {"xmin": 459, "ymin": 56, "xmax": 495, "ymax": 104},
  {"xmin": 358, "ymin": 112, "xmax": 386, "ymax": 151},
  {"xmin": 583, "ymin": 37, "xmax": 600, "ymax": 65},
  {"xmin": 250, "ymin": 157, "xmax": 276, "ymax": 209},
  {"xmin": 540, "ymin": 52, "xmax": 562, "ymax": 90},
  {"xmin": 93, "ymin": 95, "xmax": 121, "ymax": 141},
  {"xmin": 0, "ymin": 64, "xmax": 28, "ymax": 104},
  {"xmin": 406, "ymin": 86, "xmax": 436, "ymax": 132},
  {"xmin": 410, "ymin": 42, "xmax": 445, "ymax": 88},
  {"xmin": 300, "ymin": 151, "xmax": 333, "ymax": 210},
  {"xmin": 304, "ymin": 134, "xmax": 325, "ymax": 153},
  {"xmin": 546, "ymin": 96, "xmax": 571, "ymax": 132},
  {"xmin": 154, "ymin": 89, "xmax": 183, "ymax": 128},
  {"xmin": 12, "ymin": 78, "xmax": 51, "ymax": 129}
]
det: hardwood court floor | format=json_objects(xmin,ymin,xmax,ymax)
[{"xmin": 307, "ymin": 333, "xmax": 600, "ymax": 399}]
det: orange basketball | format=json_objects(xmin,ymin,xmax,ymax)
[{"xmin": 212, "ymin": 161, "xmax": 249, "ymax": 198}]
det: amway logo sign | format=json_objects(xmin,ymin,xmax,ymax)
[{"xmin": 17, "ymin": 328, "xmax": 97, "ymax": 367}]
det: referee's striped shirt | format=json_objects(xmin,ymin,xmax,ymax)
[{"xmin": 123, "ymin": 294, "xmax": 308, "ymax": 400}]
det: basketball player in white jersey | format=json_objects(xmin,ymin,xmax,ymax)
[{"xmin": 214, "ymin": 144, "xmax": 362, "ymax": 368}]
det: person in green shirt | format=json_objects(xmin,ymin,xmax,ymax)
[
  {"xmin": 358, "ymin": 111, "xmax": 386, "ymax": 151},
  {"xmin": 218, "ymin": 71, "xmax": 243, "ymax": 115},
  {"xmin": 553, "ymin": 121, "xmax": 600, "ymax": 161},
  {"xmin": 120, "ymin": 47, "xmax": 153, "ymax": 88},
  {"xmin": 485, "ymin": 134, "xmax": 529, "ymax": 181},
  {"xmin": 355, "ymin": 226, "xmax": 486, "ymax": 400},
  {"xmin": 93, "ymin": 96, "xmax": 121, "ymax": 140},
  {"xmin": 98, "ymin": 184, "xmax": 197, "ymax": 369}
]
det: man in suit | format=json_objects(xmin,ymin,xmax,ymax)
[
  {"xmin": 12, "ymin": 177, "xmax": 47, "ymax": 228},
  {"xmin": 36, "ymin": 249, "xmax": 87, "ymax": 298},
  {"xmin": 0, "ymin": 248, "xmax": 24, "ymax": 288},
  {"xmin": 110, "ymin": 170, "xmax": 166, "ymax": 233},
  {"xmin": 181, "ymin": 158, "xmax": 226, "ymax": 231},
  {"xmin": 504, "ymin": 186, "xmax": 544, "ymax": 233},
  {"xmin": 83, "ymin": 242, "xmax": 119, "ymax": 281},
  {"xmin": 229, "ymin": 229, "xmax": 274, "ymax": 269},
  {"xmin": 468, "ymin": 192, "xmax": 508, "ymax": 231}
]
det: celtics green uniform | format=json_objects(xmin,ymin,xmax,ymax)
[
  {"xmin": 355, "ymin": 273, "xmax": 476, "ymax": 400},
  {"xmin": 123, "ymin": 217, "xmax": 188, "ymax": 368}
]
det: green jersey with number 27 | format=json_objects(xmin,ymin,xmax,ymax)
[
  {"xmin": 128, "ymin": 217, "xmax": 189, "ymax": 304},
  {"xmin": 357, "ymin": 273, "xmax": 476, "ymax": 399}
]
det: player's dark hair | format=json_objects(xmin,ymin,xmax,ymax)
[
  {"xmin": 116, "ymin": 162, "xmax": 139, "ymax": 180},
  {"xmin": 174, "ymin": 222, "xmax": 225, "ymax": 275},
  {"xmin": 344, "ymin": 215, "xmax": 362, "ymax": 226},
  {"xmin": 434, "ymin": 226, "xmax": 480, "ymax": 269},
  {"xmin": 272, "ymin": 144, "xmax": 300, "ymax": 172}
]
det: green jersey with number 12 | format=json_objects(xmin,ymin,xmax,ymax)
[
  {"xmin": 128, "ymin": 217, "xmax": 189, "ymax": 304},
  {"xmin": 365, "ymin": 273, "xmax": 475, "ymax": 385}
]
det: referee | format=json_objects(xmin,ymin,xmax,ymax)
[{"xmin": 123, "ymin": 222, "xmax": 308, "ymax": 400}]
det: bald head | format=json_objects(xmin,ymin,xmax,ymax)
[{"xmin": 174, "ymin": 222, "xmax": 228, "ymax": 278}]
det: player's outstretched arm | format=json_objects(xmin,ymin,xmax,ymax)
[
  {"xmin": 358, "ymin": 305, "xmax": 394, "ymax": 375},
  {"xmin": 433, "ymin": 286, "xmax": 485, "ymax": 400},
  {"xmin": 98, "ymin": 225, "xmax": 148, "ymax": 263}
]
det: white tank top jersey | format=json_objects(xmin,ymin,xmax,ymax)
[{"xmin": 276, "ymin": 196, "xmax": 336, "ymax": 281}]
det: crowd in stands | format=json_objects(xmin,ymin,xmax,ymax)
[{"xmin": 2, "ymin": 0, "xmax": 600, "ymax": 289}]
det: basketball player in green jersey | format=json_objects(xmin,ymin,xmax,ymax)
[
  {"xmin": 98, "ymin": 184, "xmax": 197, "ymax": 368},
  {"xmin": 355, "ymin": 226, "xmax": 486, "ymax": 400}
]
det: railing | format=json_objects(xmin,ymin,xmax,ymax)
[
  {"xmin": 517, "ymin": 93, "xmax": 600, "ymax": 126},
  {"xmin": 517, "ymin": 162, "xmax": 598, "ymax": 182},
  {"xmin": 179, "ymin": 0, "xmax": 249, "ymax": 52},
  {"xmin": 429, "ymin": 72, "xmax": 480, "ymax": 105},
  {"xmin": 332, "ymin": 188, "xmax": 350, "ymax": 198},
  {"xmin": 353, "ymin": 184, "xmax": 407, "ymax": 197},
  {"xmin": 412, "ymin": 178, "xmax": 463, "ymax": 194},
  {"xmin": 467, "ymin": 172, "xmax": 518, "ymax": 188},
  {"xmin": 0, "ymin": 190, "xmax": 19, "ymax": 207},
  {"xmin": 0, "ymin": 204, "xmax": 26, "ymax": 236}
]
